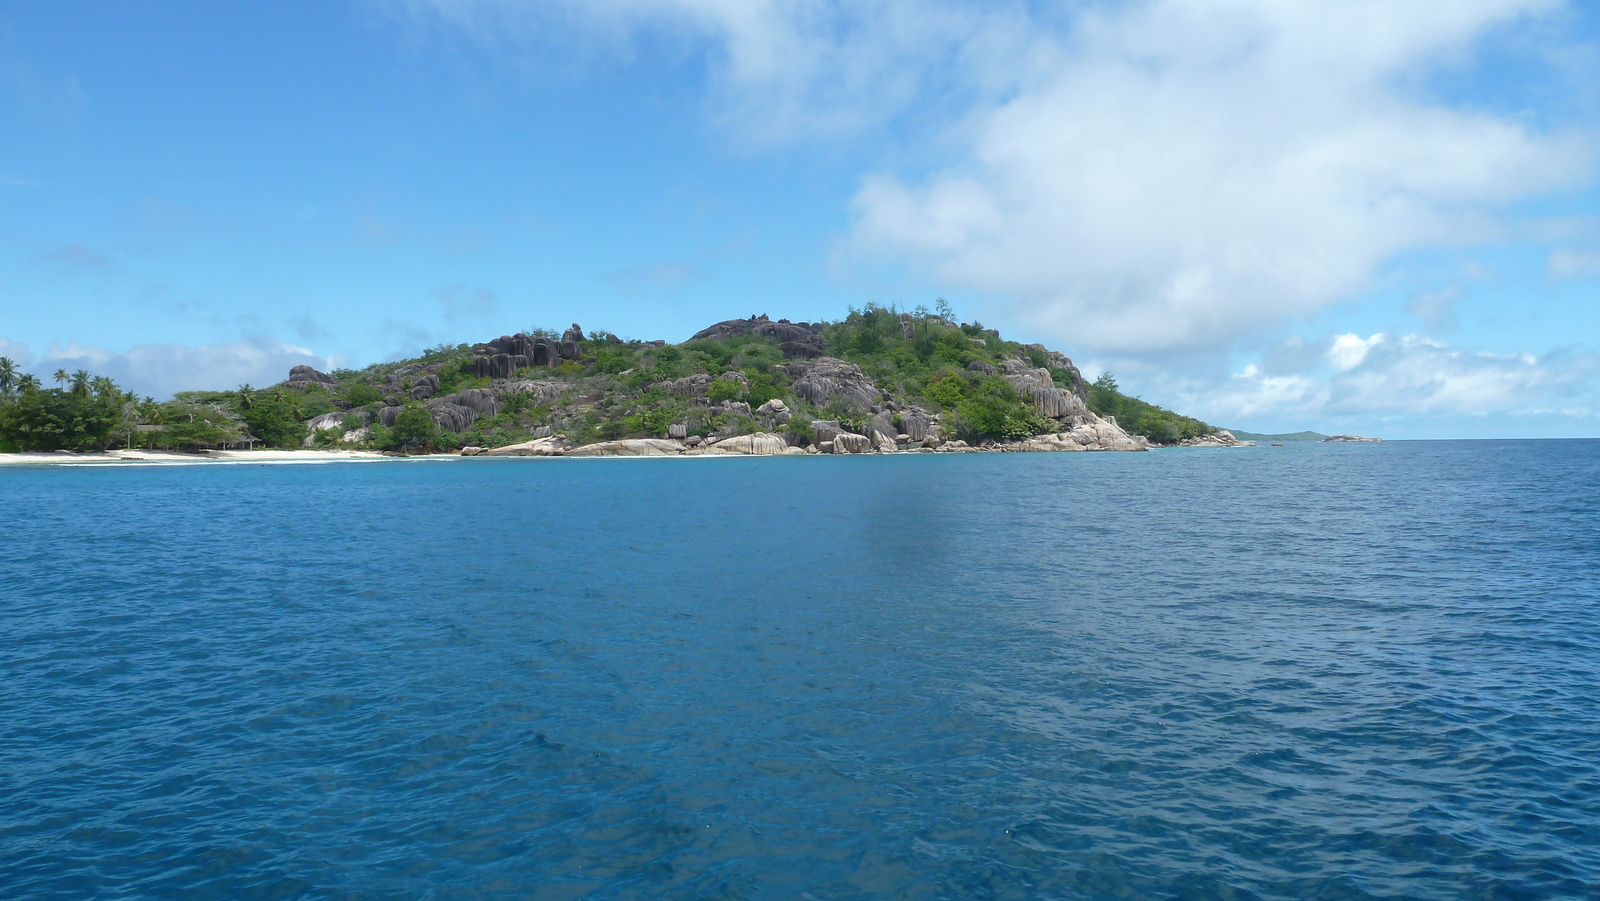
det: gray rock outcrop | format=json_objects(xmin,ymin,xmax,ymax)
[
  {"xmin": 782, "ymin": 357, "xmax": 880, "ymax": 410},
  {"xmin": 565, "ymin": 438, "xmax": 683, "ymax": 456},
  {"xmin": 286, "ymin": 365, "xmax": 338, "ymax": 391}
]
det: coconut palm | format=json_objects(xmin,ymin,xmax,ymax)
[
  {"xmin": 237, "ymin": 384, "xmax": 255, "ymax": 410},
  {"xmin": 91, "ymin": 375, "xmax": 116, "ymax": 398},
  {"xmin": 53, "ymin": 368, "xmax": 69, "ymax": 389},
  {"xmin": 0, "ymin": 356, "xmax": 16, "ymax": 397},
  {"xmin": 18, "ymin": 374, "xmax": 40, "ymax": 393},
  {"xmin": 70, "ymin": 370, "xmax": 91, "ymax": 397}
]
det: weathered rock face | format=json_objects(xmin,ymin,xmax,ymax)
[
  {"xmin": 440, "ymin": 389, "xmax": 501, "ymax": 418},
  {"xmin": 1025, "ymin": 344, "xmax": 1087, "ymax": 396},
  {"xmin": 426, "ymin": 402, "xmax": 477, "ymax": 434},
  {"xmin": 692, "ymin": 433, "xmax": 788, "ymax": 455},
  {"xmin": 782, "ymin": 357, "xmax": 881, "ymax": 411},
  {"xmin": 967, "ymin": 360, "xmax": 997, "ymax": 375},
  {"xmin": 306, "ymin": 412, "xmax": 346, "ymax": 433},
  {"xmin": 565, "ymin": 438, "xmax": 682, "ymax": 456},
  {"xmin": 832, "ymin": 432, "xmax": 873, "ymax": 454},
  {"xmin": 562, "ymin": 323, "xmax": 586, "ymax": 343},
  {"xmin": 657, "ymin": 373, "xmax": 713, "ymax": 397},
  {"xmin": 495, "ymin": 379, "xmax": 565, "ymax": 404},
  {"xmin": 286, "ymin": 364, "xmax": 338, "ymax": 391},
  {"xmin": 483, "ymin": 436, "xmax": 568, "ymax": 456},
  {"xmin": 409, "ymin": 374, "xmax": 441, "ymax": 399},
  {"xmin": 810, "ymin": 420, "xmax": 842, "ymax": 444},
  {"xmin": 1177, "ymin": 430, "xmax": 1253, "ymax": 448},
  {"xmin": 471, "ymin": 333, "xmax": 568, "ymax": 377},
  {"xmin": 692, "ymin": 314, "xmax": 828, "ymax": 358},
  {"xmin": 899, "ymin": 411, "xmax": 934, "ymax": 442},
  {"xmin": 1003, "ymin": 364, "xmax": 1089, "ymax": 421}
]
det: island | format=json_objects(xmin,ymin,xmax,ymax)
[{"xmin": 0, "ymin": 307, "xmax": 1256, "ymax": 458}]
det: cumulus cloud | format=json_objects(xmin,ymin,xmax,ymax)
[
  {"xmin": 26, "ymin": 337, "xmax": 338, "ymax": 400},
  {"xmin": 847, "ymin": 1, "xmax": 1592, "ymax": 353},
  {"xmin": 1141, "ymin": 330, "xmax": 1600, "ymax": 432},
  {"xmin": 392, "ymin": 0, "xmax": 1594, "ymax": 359}
]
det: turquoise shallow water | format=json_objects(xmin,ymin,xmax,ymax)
[{"xmin": 3, "ymin": 441, "xmax": 1599, "ymax": 900}]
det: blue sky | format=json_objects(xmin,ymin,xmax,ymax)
[{"xmin": 3, "ymin": 0, "xmax": 1599, "ymax": 438}]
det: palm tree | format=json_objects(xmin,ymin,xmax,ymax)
[
  {"xmin": 70, "ymin": 369, "xmax": 91, "ymax": 398},
  {"xmin": 91, "ymin": 375, "xmax": 116, "ymax": 398},
  {"xmin": 0, "ymin": 356, "xmax": 16, "ymax": 397},
  {"xmin": 53, "ymin": 368, "xmax": 69, "ymax": 389},
  {"xmin": 237, "ymin": 384, "xmax": 255, "ymax": 411},
  {"xmin": 18, "ymin": 374, "xmax": 40, "ymax": 393}
]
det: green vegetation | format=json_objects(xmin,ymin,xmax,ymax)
[
  {"xmin": 1085, "ymin": 373, "xmax": 1214, "ymax": 444},
  {"xmin": 0, "ymin": 307, "xmax": 1223, "ymax": 454}
]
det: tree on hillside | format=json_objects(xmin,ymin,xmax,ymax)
[
  {"xmin": 0, "ymin": 357, "xmax": 16, "ymax": 398},
  {"xmin": 237, "ymin": 384, "xmax": 254, "ymax": 411}
]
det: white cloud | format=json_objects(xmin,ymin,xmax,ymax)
[
  {"xmin": 27, "ymin": 337, "xmax": 339, "ymax": 400},
  {"xmin": 1142, "ymin": 331, "xmax": 1600, "ymax": 432},
  {"xmin": 1328, "ymin": 333, "xmax": 1386, "ymax": 371},
  {"xmin": 389, "ymin": 3, "xmax": 1594, "ymax": 351},
  {"xmin": 846, "ymin": 0, "xmax": 1592, "ymax": 353},
  {"xmin": 1326, "ymin": 333, "xmax": 1597, "ymax": 416}
]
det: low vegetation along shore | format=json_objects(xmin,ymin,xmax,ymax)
[{"xmin": 0, "ymin": 305, "xmax": 1250, "ymax": 459}]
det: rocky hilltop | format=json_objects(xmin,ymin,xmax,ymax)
[{"xmin": 246, "ymin": 307, "xmax": 1230, "ymax": 456}]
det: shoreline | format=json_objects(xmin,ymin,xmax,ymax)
[
  {"xmin": 0, "ymin": 442, "xmax": 1257, "ymax": 467},
  {"xmin": 0, "ymin": 449, "xmax": 412, "ymax": 467}
]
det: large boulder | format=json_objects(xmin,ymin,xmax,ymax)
[
  {"xmin": 695, "ymin": 433, "xmax": 788, "ymax": 455},
  {"xmin": 471, "ymin": 333, "xmax": 565, "ymax": 375},
  {"xmin": 832, "ymin": 432, "xmax": 873, "ymax": 454},
  {"xmin": 810, "ymin": 420, "xmax": 842, "ymax": 444},
  {"xmin": 691, "ymin": 314, "xmax": 826, "ymax": 358},
  {"xmin": 441, "ymin": 388, "xmax": 501, "ymax": 418},
  {"xmin": 286, "ymin": 364, "xmax": 338, "ymax": 390},
  {"xmin": 426, "ymin": 402, "xmax": 478, "ymax": 434},
  {"xmin": 483, "ymin": 436, "xmax": 568, "ymax": 456},
  {"xmin": 565, "ymin": 438, "xmax": 683, "ymax": 457},
  {"xmin": 782, "ymin": 358, "xmax": 880, "ymax": 410},
  {"xmin": 409, "ymin": 374, "xmax": 441, "ymax": 400},
  {"xmin": 494, "ymin": 379, "xmax": 565, "ymax": 404},
  {"xmin": 1004, "ymin": 365, "xmax": 1087, "ymax": 420},
  {"xmin": 899, "ymin": 410, "xmax": 934, "ymax": 442}
]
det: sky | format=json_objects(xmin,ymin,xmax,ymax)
[{"xmin": 2, "ymin": 0, "xmax": 1599, "ymax": 438}]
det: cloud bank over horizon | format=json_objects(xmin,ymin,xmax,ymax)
[{"xmin": 0, "ymin": 336, "xmax": 338, "ymax": 402}]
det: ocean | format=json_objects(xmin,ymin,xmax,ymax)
[{"xmin": 3, "ymin": 441, "xmax": 1598, "ymax": 899}]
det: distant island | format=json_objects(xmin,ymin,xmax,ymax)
[
  {"xmin": 1227, "ymin": 429, "xmax": 1329, "ymax": 442},
  {"xmin": 0, "ymin": 306, "xmax": 1256, "ymax": 458}
]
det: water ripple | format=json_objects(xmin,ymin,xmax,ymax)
[{"xmin": 3, "ymin": 441, "xmax": 1599, "ymax": 899}]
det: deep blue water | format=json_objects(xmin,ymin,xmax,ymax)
[{"xmin": 3, "ymin": 441, "xmax": 1599, "ymax": 900}]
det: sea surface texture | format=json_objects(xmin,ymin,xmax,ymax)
[{"xmin": 3, "ymin": 441, "xmax": 1599, "ymax": 900}]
